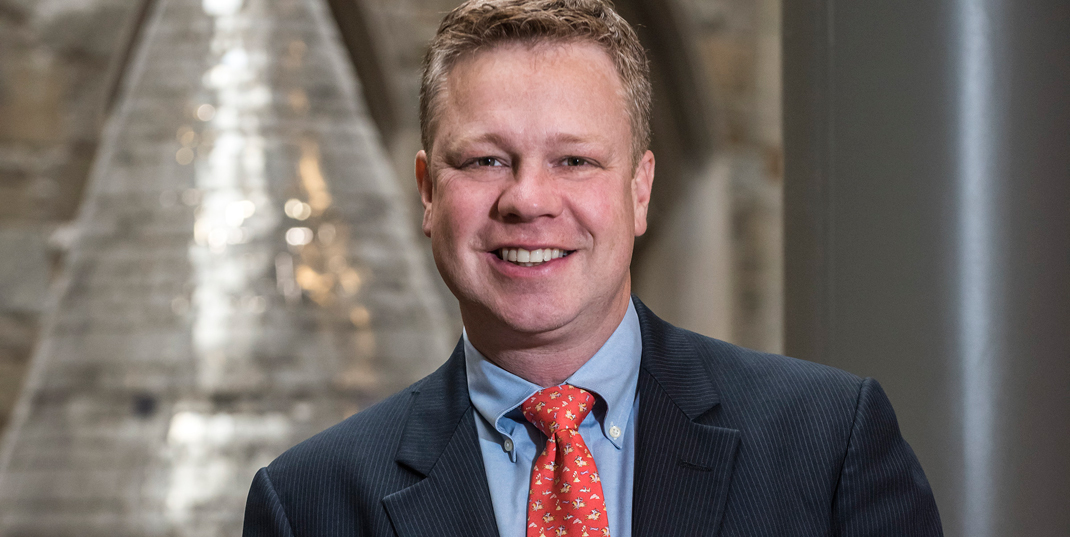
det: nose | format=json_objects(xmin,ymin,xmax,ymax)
[{"xmin": 496, "ymin": 162, "xmax": 563, "ymax": 222}]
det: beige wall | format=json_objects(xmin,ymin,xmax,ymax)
[{"xmin": 634, "ymin": 0, "xmax": 783, "ymax": 352}]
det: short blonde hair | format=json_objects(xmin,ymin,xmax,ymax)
[{"xmin": 420, "ymin": 0, "xmax": 652, "ymax": 163}]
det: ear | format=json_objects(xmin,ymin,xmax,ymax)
[
  {"xmin": 415, "ymin": 150, "xmax": 434, "ymax": 237},
  {"xmin": 632, "ymin": 150, "xmax": 655, "ymax": 236}
]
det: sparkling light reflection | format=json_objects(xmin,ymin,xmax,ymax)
[
  {"xmin": 170, "ymin": 7, "xmax": 384, "ymax": 521},
  {"xmin": 169, "ymin": 0, "xmax": 276, "ymax": 522},
  {"xmin": 284, "ymin": 198, "xmax": 312, "ymax": 220},
  {"xmin": 187, "ymin": 0, "xmax": 275, "ymax": 388},
  {"xmin": 0, "ymin": 0, "xmax": 450, "ymax": 531},
  {"xmin": 285, "ymin": 226, "xmax": 314, "ymax": 246},
  {"xmin": 957, "ymin": 2, "xmax": 997, "ymax": 535},
  {"xmin": 298, "ymin": 139, "xmax": 333, "ymax": 214},
  {"xmin": 202, "ymin": 0, "xmax": 244, "ymax": 16},
  {"xmin": 165, "ymin": 411, "xmax": 290, "ymax": 517}
]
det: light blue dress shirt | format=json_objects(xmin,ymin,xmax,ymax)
[{"xmin": 464, "ymin": 300, "xmax": 642, "ymax": 537}]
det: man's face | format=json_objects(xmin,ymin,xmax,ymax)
[{"xmin": 416, "ymin": 42, "xmax": 654, "ymax": 346}]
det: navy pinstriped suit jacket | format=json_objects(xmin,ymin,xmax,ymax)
[{"xmin": 243, "ymin": 299, "xmax": 942, "ymax": 536}]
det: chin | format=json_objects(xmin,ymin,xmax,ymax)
[
  {"xmin": 466, "ymin": 294, "xmax": 578, "ymax": 337},
  {"xmin": 500, "ymin": 312, "xmax": 572, "ymax": 336},
  {"xmin": 495, "ymin": 300, "xmax": 574, "ymax": 333}
]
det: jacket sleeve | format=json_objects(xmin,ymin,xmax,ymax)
[
  {"xmin": 832, "ymin": 378, "xmax": 943, "ymax": 536},
  {"xmin": 243, "ymin": 467, "xmax": 297, "ymax": 537}
]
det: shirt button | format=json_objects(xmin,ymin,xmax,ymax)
[
  {"xmin": 609, "ymin": 426, "xmax": 622, "ymax": 439},
  {"xmin": 503, "ymin": 438, "xmax": 514, "ymax": 452}
]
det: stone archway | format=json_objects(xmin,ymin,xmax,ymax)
[{"xmin": 620, "ymin": 0, "xmax": 783, "ymax": 353}]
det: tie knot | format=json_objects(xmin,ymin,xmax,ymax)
[{"xmin": 521, "ymin": 384, "xmax": 595, "ymax": 437}]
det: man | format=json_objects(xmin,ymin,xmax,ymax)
[{"xmin": 243, "ymin": 0, "xmax": 942, "ymax": 535}]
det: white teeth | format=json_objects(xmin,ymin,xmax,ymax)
[{"xmin": 498, "ymin": 247, "xmax": 569, "ymax": 266}]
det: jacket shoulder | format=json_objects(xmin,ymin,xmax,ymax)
[
  {"xmin": 266, "ymin": 378, "xmax": 424, "ymax": 478},
  {"xmin": 250, "ymin": 377, "xmax": 430, "ymax": 535},
  {"xmin": 691, "ymin": 331, "xmax": 863, "ymax": 400},
  {"xmin": 633, "ymin": 296, "xmax": 863, "ymax": 409},
  {"xmin": 679, "ymin": 329, "xmax": 864, "ymax": 424}
]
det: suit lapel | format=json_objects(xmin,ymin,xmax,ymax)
[
  {"xmin": 632, "ymin": 299, "xmax": 741, "ymax": 537},
  {"xmin": 382, "ymin": 340, "xmax": 499, "ymax": 537},
  {"xmin": 381, "ymin": 300, "xmax": 740, "ymax": 537}
]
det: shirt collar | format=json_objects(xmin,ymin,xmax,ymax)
[{"xmin": 465, "ymin": 299, "xmax": 642, "ymax": 450}]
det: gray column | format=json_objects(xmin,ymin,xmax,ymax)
[
  {"xmin": 784, "ymin": 1, "xmax": 1070, "ymax": 536},
  {"xmin": 0, "ymin": 0, "xmax": 452, "ymax": 534}
]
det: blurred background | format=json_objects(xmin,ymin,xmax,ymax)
[{"xmin": 0, "ymin": 0, "xmax": 1065, "ymax": 536}]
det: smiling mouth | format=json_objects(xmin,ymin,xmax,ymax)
[{"xmin": 495, "ymin": 247, "xmax": 573, "ymax": 267}]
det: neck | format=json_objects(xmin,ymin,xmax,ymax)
[{"xmin": 464, "ymin": 293, "xmax": 631, "ymax": 387}]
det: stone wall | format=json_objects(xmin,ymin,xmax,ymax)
[
  {"xmin": 0, "ymin": 0, "xmax": 451, "ymax": 533},
  {"xmin": 0, "ymin": 0, "xmax": 144, "ymax": 435},
  {"xmin": 632, "ymin": 0, "xmax": 784, "ymax": 352}
]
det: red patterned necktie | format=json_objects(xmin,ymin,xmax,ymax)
[{"xmin": 521, "ymin": 384, "xmax": 610, "ymax": 537}]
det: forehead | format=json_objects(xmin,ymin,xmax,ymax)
[
  {"xmin": 433, "ymin": 41, "xmax": 630, "ymax": 148},
  {"xmin": 448, "ymin": 41, "xmax": 622, "ymax": 103},
  {"xmin": 457, "ymin": 38, "xmax": 611, "ymax": 70}
]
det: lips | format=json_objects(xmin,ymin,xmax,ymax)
[{"xmin": 495, "ymin": 247, "xmax": 573, "ymax": 267}]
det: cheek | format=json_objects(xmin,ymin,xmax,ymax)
[
  {"xmin": 571, "ymin": 180, "xmax": 635, "ymax": 238},
  {"xmin": 431, "ymin": 179, "xmax": 495, "ymax": 242}
]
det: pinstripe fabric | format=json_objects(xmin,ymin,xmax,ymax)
[
  {"xmin": 243, "ymin": 297, "xmax": 942, "ymax": 536},
  {"xmin": 630, "ymin": 300, "xmax": 942, "ymax": 536}
]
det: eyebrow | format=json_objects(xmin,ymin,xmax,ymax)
[
  {"xmin": 547, "ymin": 133, "xmax": 603, "ymax": 146},
  {"xmin": 440, "ymin": 132, "xmax": 511, "ymax": 154}
]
